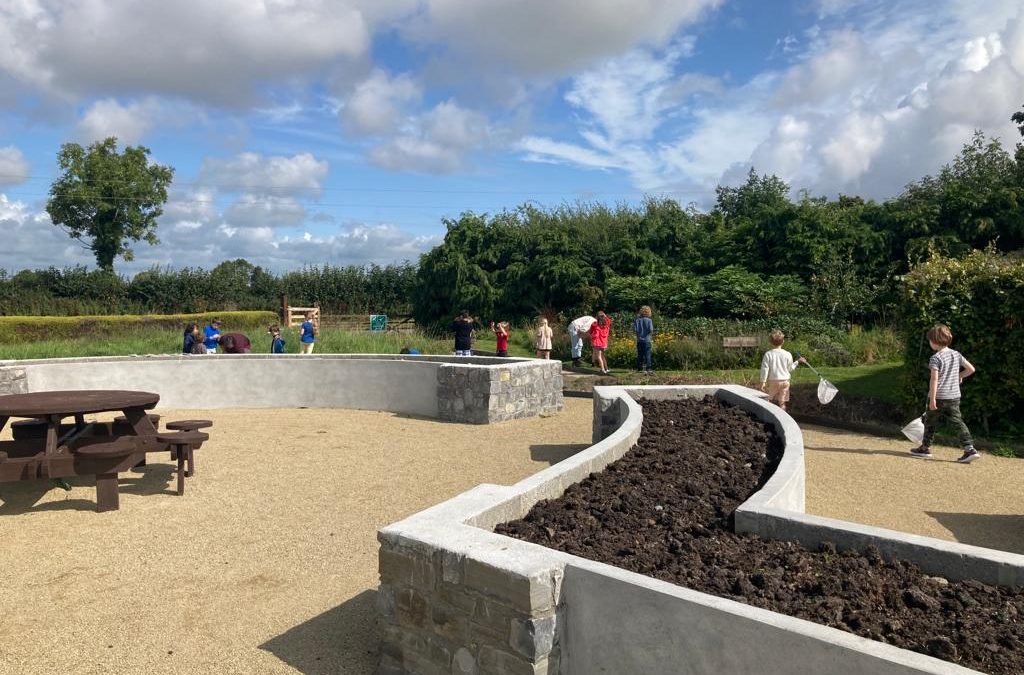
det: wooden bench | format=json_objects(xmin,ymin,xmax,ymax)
[{"xmin": 68, "ymin": 437, "xmax": 143, "ymax": 512}]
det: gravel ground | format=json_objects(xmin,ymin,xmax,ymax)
[
  {"xmin": 0, "ymin": 400, "xmax": 593, "ymax": 675},
  {"xmin": 803, "ymin": 424, "xmax": 1024, "ymax": 555}
]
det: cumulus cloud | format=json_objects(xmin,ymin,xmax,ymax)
[
  {"xmin": 223, "ymin": 195, "xmax": 307, "ymax": 229},
  {"xmin": 0, "ymin": 147, "xmax": 30, "ymax": 186},
  {"xmin": 369, "ymin": 100, "xmax": 490, "ymax": 173},
  {"xmin": 522, "ymin": 2, "xmax": 1024, "ymax": 201},
  {"xmin": 74, "ymin": 97, "xmax": 201, "ymax": 145},
  {"xmin": 342, "ymin": 69, "xmax": 422, "ymax": 136},
  {"xmin": 0, "ymin": 0, "xmax": 370, "ymax": 106},
  {"xmin": 198, "ymin": 152, "xmax": 329, "ymax": 196}
]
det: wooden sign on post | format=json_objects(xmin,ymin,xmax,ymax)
[{"xmin": 722, "ymin": 336, "xmax": 759, "ymax": 348}]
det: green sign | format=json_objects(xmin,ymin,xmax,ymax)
[{"xmin": 370, "ymin": 314, "xmax": 388, "ymax": 331}]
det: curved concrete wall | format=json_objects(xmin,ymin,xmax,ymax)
[
  {"xmin": 378, "ymin": 384, "xmax": 1018, "ymax": 675},
  {"xmin": 0, "ymin": 354, "xmax": 563, "ymax": 423}
]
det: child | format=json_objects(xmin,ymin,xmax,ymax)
[
  {"xmin": 759, "ymin": 330, "xmax": 805, "ymax": 411},
  {"xmin": 299, "ymin": 311, "xmax": 317, "ymax": 354},
  {"xmin": 269, "ymin": 325, "xmax": 285, "ymax": 354},
  {"xmin": 182, "ymin": 323, "xmax": 201, "ymax": 355},
  {"xmin": 490, "ymin": 320, "xmax": 510, "ymax": 357},
  {"xmin": 535, "ymin": 317, "xmax": 553, "ymax": 359},
  {"xmin": 910, "ymin": 324, "xmax": 978, "ymax": 462},
  {"xmin": 452, "ymin": 311, "xmax": 475, "ymax": 356},
  {"xmin": 632, "ymin": 306, "xmax": 654, "ymax": 373},
  {"xmin": 589, "ymin": 311, "xmax": 612, "ymax": 374},
  {"xmin": 203, "ymin": 318, "xmax": 222, "ymax": 355},
  {"xmin": 567, "ymin": 315, "xmax": 596, "ymax": 367}
]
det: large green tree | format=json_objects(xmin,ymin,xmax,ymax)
[{"xmin": 46, "ymin": 137, "xmax": 174, "ymax": 272}]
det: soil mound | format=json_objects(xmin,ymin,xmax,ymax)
[{"xmin": 496, "ymin": 397, "xmax": 1024, "ymax": 674}]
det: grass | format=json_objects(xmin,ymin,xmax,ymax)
[
  {"xmin": 0, "ymin": 326, "xmax": 452, "ymax": 360},
  {"xmin": 597, "ymin": 362, "xmax": 904, "ymax": 405}
]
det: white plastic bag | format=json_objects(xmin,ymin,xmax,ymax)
[{"xmin": 902, "ymin": 416, "xmax": 925, "ymax": 444}]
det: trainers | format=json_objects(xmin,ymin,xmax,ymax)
[
  {"xmin": 909, "ymin": 446, "xmax": 933, "ymax": 459},
  {"xmin": 956, "ymin": 448, "xmax": 981, "ymax": 464},
  {"xmin": 571, "ymin": 359, "xmax": 581, "ymax": 367}
]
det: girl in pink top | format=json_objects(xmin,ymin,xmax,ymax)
[{"xmin": 589, "ymin": 311, "xmax": 612, "ymax": 373}]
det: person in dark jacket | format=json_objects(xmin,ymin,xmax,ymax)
[
  {"xmin": 452, "ymin": 311, "xmax": 475, "ymax": 356},
  {"xmin": 182, "ymin": 323, "xmax": 201, "ymax": 354},
  {"xmin": 219, "ymin": 333, "xmax": 252, "ymax": 354},
  {"xmin": 632, "ymin": 305, "xmax": 654, "ymax": 373}
]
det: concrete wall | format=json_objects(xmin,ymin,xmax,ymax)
[
  {"xmin": 378, "ymin": 385, "xmax": 1008, "ymax": 675},
  {"xmin": 0, "ymin": 354, "xmax": 563, "ymax": 424}
]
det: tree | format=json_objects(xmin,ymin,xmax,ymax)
[
  {"xmin": 46, "ymin": 137, "xmax": 174, "ymax": 272},
  {"xmin": 1013, "ymin": 104, "xmax": 1024, "ymax": 137}
]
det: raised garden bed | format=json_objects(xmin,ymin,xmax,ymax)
[{"xmin": 496, "ymin": 397, "xmax": 1024, "ymax": 674}]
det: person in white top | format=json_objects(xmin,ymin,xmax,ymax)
[
  {"xmin": 567, "ymin": 315, "xmax": 596, "ymax": 367},
  {"xmin": 759, "ymin": 330, "xmax": 806, "ymax": 411}
]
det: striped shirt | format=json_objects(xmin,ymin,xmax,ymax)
[{"xmin": 929, "ymin": 348, "xmax": 965, "ymax": 400}]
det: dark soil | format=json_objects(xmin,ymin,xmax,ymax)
[{"xmin": 496, "ymin": 398, "xmax": 1024, "ymax": 674}]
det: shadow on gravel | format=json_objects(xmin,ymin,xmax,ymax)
[
  {"xmin": 926, "ymin": 511, "xmax": 1024, "ymax": 556},
  {"xmin": 260, "ymin": 589, "xmax": 379, "ymax": 675},
  {"xmin": 805, "ymin": 444, "xmax": 917, "ymax": 460},
  {"xmin": 0, "ymin": 463, "xmax": 176, "ymax": 514},
  {"xmin": 530, "ymin": 443, "xmax": 589, "ymax": 465}
]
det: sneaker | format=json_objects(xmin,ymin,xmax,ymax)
[
  {"xmin": 956, "ymin": 448, "xmax": 981, "ymax": 464},
  {"xmin": 571, "ymin": 359, "xmax": 581, "ymax": 367},
  {"xmin": 909, "ymin": 446, "xmax": 933, "ymax": 459}
]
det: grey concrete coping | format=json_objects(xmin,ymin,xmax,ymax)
[
  {"xmin": 0, "ymin": 353, "xmax": 563, "ymax": 424},
  {"xmin": 378, "ymin": 384, "xmax": 1002, "ymax": 674}
]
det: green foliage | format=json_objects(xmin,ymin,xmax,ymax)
[
  {"xmin": 46, "ymin": 137, "xmax": 174, "ymax": 271},
  {"xmin": 0, "ymin": 262, "xmax": 417, "ymax": 316},
  {"xmin": 0, "ymin": 311, "xmax": 277, "ymax": 345},
  {"xmin": 900, "ymin": 248, "xmax": 1024, "ymax": 435}
]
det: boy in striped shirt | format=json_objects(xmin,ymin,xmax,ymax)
[{"xmin": 910, "ymin": 324, "xmax": 978, "ymax": 463}]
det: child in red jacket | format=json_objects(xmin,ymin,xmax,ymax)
[{"xmin": 589, "ymin": 311, "xmax": 612, "ymax": 373}]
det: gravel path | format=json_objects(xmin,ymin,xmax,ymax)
[
  {"xmin": 803, "ymin": 424, "xmax": 1024, "ymax": 555},
  {"xmin": 0, "ymin": 400, "xmax": 593, "ymax": 675}
]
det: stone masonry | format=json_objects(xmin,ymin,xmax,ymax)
[
  {"xmin": 437, "ymin": 360, "xmax": 563, "ymax": 424},
  {"xmin": 0, "ymin": 366, "xmax": 27, "ymax": 395},
  {"xmin": 378, "ymin": 533, "xmax": 561, "ymax": 675}
]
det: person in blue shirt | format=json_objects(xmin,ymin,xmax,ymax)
[
  {"xmin": 203, "ymin": 318, "xmax": 222, "ymax": 355},
  {"xmin": 269, "ymin": 325, "xmax": 286, "ymax": 354},
  {"xmin": 299, "ymin": 311, "xmax": 317, "ymax": 354},
  {"xmin": 632, "ymin": 305, "xmax": 655, "ymax": 373}
]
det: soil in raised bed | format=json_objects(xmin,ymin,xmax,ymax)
[{"xmin": 496, "ymin": 397, "xmax": 1024, "ymax": 674}]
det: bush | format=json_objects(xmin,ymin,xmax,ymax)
[
  {"xmin": 900, "ymin": 249, "xmax": 1024, "ymax": 436},
  {"xmin": 0, "ymin": 311, "xmax": 278, "ymax": 343}
]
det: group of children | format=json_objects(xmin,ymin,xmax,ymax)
[
  {"xmin": 760, "ymin": 323, "xmax": 979, "ymax": 464},
  {"xmin": 182, "ymin": 312, "xmax": 317, "ymax": 355}
]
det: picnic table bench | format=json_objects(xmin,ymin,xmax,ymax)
[{"xmin": 0, "ymin": 390, "xmax": 165, "ymax": 511}]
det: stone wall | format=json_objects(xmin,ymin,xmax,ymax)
[
  {"xmin": 0, "ymin": 366, "xmax": 27, "ymax": 395},
  {"xmin": 437, "ymin": 360, "xmax": 562, "ymax": 424}
]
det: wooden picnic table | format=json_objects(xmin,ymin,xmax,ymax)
[{"xmin": 0, "ymin": 390, "xmax": 161, "ymax": 511}]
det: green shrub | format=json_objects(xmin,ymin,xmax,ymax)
[
  {"xmin": 900, "ymin": 248, "xmax": 1024, "ymax": 436},
  {"xmin": 0, "ymin": 311, "xmax": 278, "ymax": 344}
]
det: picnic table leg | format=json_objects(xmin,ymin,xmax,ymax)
[
  {"xmin": 122, "ymin": 407, "xmax": 156, "ymax": 469},
  {"xmin": 186, "ymin": 447, "xmax": 195, "ymax": 478},
  {"xmin": 176, "ymin": 448, "xmax": 186, "ymax": 496},
  {"xmin": 95, "ymin": 473, "xmax": 119, "ymax": 512}
]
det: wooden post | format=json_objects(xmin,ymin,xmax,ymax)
[{"xmin": 280, "ymin": 294, "xmax": 288, "ymax": 326}]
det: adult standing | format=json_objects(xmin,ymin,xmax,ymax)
[
  {"xmin": 632, "ymin": 306, "xmax": 654, "ymax": 373},
  {"xmin": 203, "ymin": 318, "xmax": 222, "ymax": 355},
  {"xmin": 452, "ymin": 310, "xmax": 475, "ymax": 356},
  {"xmin": 299, "ymin": 311, "xmax": 317, "ymax": 354},
  {"xmin": 567, "ymin": 315, "xmax": 596, "ymax": 367}
]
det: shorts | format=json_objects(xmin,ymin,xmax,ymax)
[
  {"xmin": 300, "ymin": 342, "xmax": 315, "ymax": 354},
  {"xmin": 766, "ymin": 379, "xmax": 791, "ymax": 403},
  {"xmin": 455, "ymin": 349, "xmax": 472, "ymax": 357}
]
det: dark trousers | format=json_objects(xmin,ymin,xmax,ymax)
[
  {"xmin": 636, "ymin": 340, "xmax": 652, "ymax": 371},
  {"xmin": 922, "ymin": 398, "xmax": 973, "ymax": 448}
]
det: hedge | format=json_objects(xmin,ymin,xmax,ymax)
[
  {"xmin": 900, "ymin": 249, "xmax": 1024, "ymax": 437},
  {"xmin": 0, "ymin": 311, "xmax": 279, "ymax": 343}
]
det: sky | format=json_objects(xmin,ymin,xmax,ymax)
[{"xmin": 0, "ymin": 0, "xmax": 1022, "ymax": 274}]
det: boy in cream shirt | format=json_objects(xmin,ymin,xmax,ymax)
[{"xmin": 759, "ymin": 330, "xmax": 806, "ymax": 411}]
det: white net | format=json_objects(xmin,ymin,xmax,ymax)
[
  {"xmin": 817, "ymin": 378, "xmax": 839, "ymax": 404},
  {"xmin": 901, "ymin": 416, "xmax": 925, "ymax": 444}
]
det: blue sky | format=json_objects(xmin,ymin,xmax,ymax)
[{"xmin": 0, "ymin": 0, "xmax": 1022, "ymax": 274}]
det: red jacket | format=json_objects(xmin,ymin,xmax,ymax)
[{"xmin": 589, "ymin": 318, "xmax": 612, "ymax": 348}]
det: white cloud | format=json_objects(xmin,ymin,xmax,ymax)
[
  {"xmin": 342, "ymin": 69, "xmax": 422, "ymax": 136},
  {"xmin": 224, "ymin": 194, "xmax": 307, "ymax": 229},
  {"xmin": 0, "ymin": 147, "xmax": 30, "ymax": 186},
  {"xmin": 368, "ymin": 100, "xmax": 490, "ymax": 173},
  {"xmin": 1, "ymin": 0, "xmax": 370, "ymax": 106},
  {"xmin": 401, "ymin": 0, "xmax": 721, "ymax": 78},
  {"xmin": 198, "ymin": 152, "xmax": 329, "ymax": 196},
  {"xmin": 74, "ymin": 97, "xmax": 201, "ymax": 145}
]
